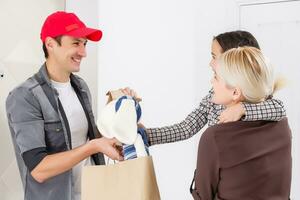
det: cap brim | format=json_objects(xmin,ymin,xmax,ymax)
[{"xmin": 67, "ymin": 27, "xmax": 102, "ymax": 41}]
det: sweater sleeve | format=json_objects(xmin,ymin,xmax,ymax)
[
  {"xmin": 242, "ymin": 98, "xmax": 286, "ymax": 121},
  {"xmin": 147, "ymin": 91, "xmax": 212, "ymax": 145},
  {"xmin": 6, "ymin": 87, "xmax": 47, "ymax": 172}
]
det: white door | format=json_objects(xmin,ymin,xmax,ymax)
[
  {"xmin": 0, "ymin": 1, "xmax": 65, "ymax": 199},
  {"xmin": 239, "ymin": 0, "xmax": 300, "ymax": 199}
]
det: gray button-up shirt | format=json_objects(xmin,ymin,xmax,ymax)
[{"xmin": 6, "ymin": 64, "xmax": 104, "ymax": 200}]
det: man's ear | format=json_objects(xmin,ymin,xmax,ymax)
[
  {"xmin": 45, "ymin": 37, "xmax": 55, "ymax": 52},
  {"xmin": 232, "ymin": 87, "xmax": 243, "ymax": 102}
]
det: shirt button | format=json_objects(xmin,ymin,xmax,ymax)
[{"xmin": 56, "ymin": 128, "xmax": 60, "ymax": 132}]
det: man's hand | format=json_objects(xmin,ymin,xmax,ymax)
[
  {"xmin": 218, "ymin": 103, "xmax": 245, "ymax": 124},
  {"xmin": 90, "ymin": 137, "xmax": 124, "ymax": 161}
]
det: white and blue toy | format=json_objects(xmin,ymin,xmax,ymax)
[{"xmin": 97, "ymin": 93, "xmax": 149, "ymax": 160}]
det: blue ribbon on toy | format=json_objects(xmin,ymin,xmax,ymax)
[
  {"xmin": 115, "ymin": 96, "xmax": 142, "ymax": 122},
  {"xmin": 123, "ymin": 128, "xmax": 149, "ymax": 160}
]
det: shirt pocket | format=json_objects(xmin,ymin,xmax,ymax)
[{"xmin": 44, "ymin": 121, "xmax": 67, "ymax": 154}]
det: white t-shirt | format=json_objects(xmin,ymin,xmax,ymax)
[{"xmin": 51, "ymin": 79, "xmax": 91, "ymax": 200}]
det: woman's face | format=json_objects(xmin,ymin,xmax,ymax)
[
  {"xmin": 209, "ymin": 39, "xmax": 223, "ymax": 71},
  {"xmin": 211, "ymin": 71, "xmax": 235, "ymax": 106},
  {"xmin": 210, "ymin": 39, "xmax": 234, "ymax": 106}
]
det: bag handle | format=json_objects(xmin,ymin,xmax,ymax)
[{"xmin": 106, "ymin": 157, "xmax": 117, "ymax": 165}]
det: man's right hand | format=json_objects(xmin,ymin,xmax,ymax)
[{"xmin": 89, "ymin": 137, "xmax": 124, "ymax": 161}]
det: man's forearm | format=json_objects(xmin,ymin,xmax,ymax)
[{"xmin": 31, "ymin": 141, "xmax": 96, "ymax": 183}]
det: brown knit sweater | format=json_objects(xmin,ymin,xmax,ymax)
[{"xmin": 191, "ymin": 118, "xmax": 292, "ymax": 200}]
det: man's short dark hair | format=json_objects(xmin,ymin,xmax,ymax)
[{"xmin": 42, "ymin": 36, "xmax": 63, "ymax": 58}]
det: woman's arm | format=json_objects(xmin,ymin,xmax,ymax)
[
  {"xmin": 242, "ymin": 98, "xmax": 286, "ymax": 121},
  {"xmin": 218, "ymin": 98, "xmax": 286, "ymax": 123},
  {"xmin": 147, "ymin": 92, "xmax": 212, "ymax": 146}
]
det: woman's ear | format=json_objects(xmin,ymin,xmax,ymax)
[{"xmin": 232, "ymin": 87, "xmax": 243, "ymax": 102}]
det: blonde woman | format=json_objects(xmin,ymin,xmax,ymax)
[{"xmin": 190, "ymin": 47, "xmax": 292, "ymax": 200}]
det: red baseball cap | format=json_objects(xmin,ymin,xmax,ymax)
[{"xmin": 40, "ymin": 11, "xmax": 102, "ymax": 42}]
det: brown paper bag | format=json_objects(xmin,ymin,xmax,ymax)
[{"xmin": 81, "ymin": 156, "xmax": 161, "ymax": 200}]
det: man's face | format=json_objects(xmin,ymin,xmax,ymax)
[{"xmin": 51, "ymin": 35, "xmax": 87, "ymax": 73}]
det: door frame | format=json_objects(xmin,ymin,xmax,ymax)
[{"xmin": 235, "ymin": 0, "xmax": 300, "ymax": 28}]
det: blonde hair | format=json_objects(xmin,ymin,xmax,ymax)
[{"xmin": 217, "ymin": 46, "xmax": 283, "ymax": 103}]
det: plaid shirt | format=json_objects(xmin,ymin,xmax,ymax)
[{"xmin": 147, "ymin": 90, "xmax": 286, "ymax": 145}]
